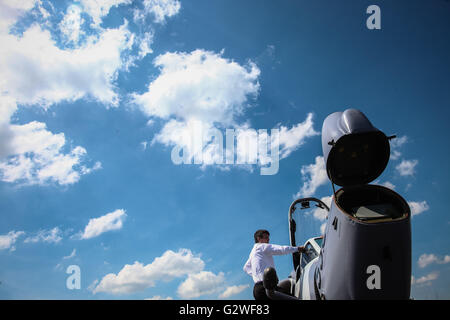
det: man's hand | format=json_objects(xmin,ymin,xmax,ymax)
[{"xmin": 297, "ymin": 246, "xmax": 306, "ymax": 253}]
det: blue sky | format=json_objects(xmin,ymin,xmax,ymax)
[{"xmin": 0, "ymin": 0, "xmax": 449, "ymax": 300}]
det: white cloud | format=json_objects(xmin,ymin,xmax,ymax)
[
  {"xmin": 93, "ymin": 248, "xmax": 205, "ymax": 295},
  {"xmin": 219, "ymin": 284, "xmax": 249, "ymax": 299},
  {"xmin": 312, "ymin": 196, "xmax": 332, "ymax": 221},
  {"xmin": 374, "ymin": 180, "xmax": 396, "ymax": 190},
  {"xmin": 177, "ymin": 271, "xmax": 225, "ymax": 299},
  {"xmin": 0, "ymin": 231, "xmax": 25, "ymax": 251},
  {"xmin": 0, "ymin": 118, "xmax": 100, "ymax": 186},
  {"xmin": 381, "ymin": 181, "xmax": 396, "ymax": 190},
  {"xmin": 418, "ymin": 253, "xmax": 450, "ymax": 268},
  {"xmin": 0, "ymin": 0, "xmax": 39, "ymax": 32},
  {"xmin": 79, "ymin": 0, "xmax": 132, "ymax": 27},
  {"xmin": 0, "ymin": 22, "xmax": 134, "ymax": 108},
  {"xmin": 37, "ymin": 1, "xmax": 51, "ymax": 20},
  {"xmin": 408, "ymin": 201, "xmax": 429, "ymax": 217},
  {"xmin": 59, "ymin": 4, "xmax": 85, "ymax": 44},
  {"xmin": 0, "ymin": 5, "xmax": 134, "ymax": 187},
  {"xmin": 63, "ymin": 248, "xmax": 77, "ymax": 260},
  {"xmin": 418, "ymin": 254, "xmax": 438, "ymax": 268},
  {"xmin": 134, "ymin": 0, "xmax": 181, "ymax": 24},
  {"xmin": 9, "ymin": 121, "xmax": 65, "ymax": 155},
  {"xmin": 151, "ymin": 118, "xmax": 202, "ymax": 162},
  {"xmin": 295, "ymin": 156, "xmax": 328, "ymax": 198},
  {"xmin": 140, "ymin": 141, "xmax": 148, "ymax": 150},
  {"xmin": 24, "ymin": 227, "xmax": 63, "ymax": 244},
  {"xmin": 390, "ymin": 135, "xmax": 408, "ymax": 160},
  {"xmin": 134, "ymin": 49, "xmax": 260, "ymax": 168},
  {"xmin": 133, "ymin": 49, "xmax": 260, "ymax": 126},
  {"xmin": 0, "ymin": 96, "xmax": 19, "ymax": 159},
  {"xmin": 391, "ymin": 150, "xmax": 401, "ymax": 161},
  {"xmin": 153, "ymin": 116, "xmax": 318, "ymax": 172},
  {"xmin": 320, "ymin": 222, "xmax": 327, "ymax": 235},
  {"xmin": 411, "ymin": 271, "xmax": 439, "ymax": 286},
  {"xmin": 80, "ymin": 161, "xmax": 102, "ymax": 175},
  {"xmin": 80, "ymin": 209, "xmax": 127, "ymax": 240},
  {"xmin": 277, "ymin": 113, "xmax": 320, "ymax": 159},
  {"xmin": 138, "ymin": 31, "xmax": 154, "ymax": 58},
  {"xmin": 396, "ymin": 159, "xmax": 418, "ymax": 176},
  {"xmin": 390, "ymin": 135, "xmax": 408, "ymax": 148},
  {"xmin": 87, "ymin": 279, "xmax": 99, "ymax": 292},
  {"xmin": 134, "ymin": 49, "xmax": 317, "ymax": 172},
  {"xmin": 145, "ymin": 295, "xmax": 173, "ymax": 300}
]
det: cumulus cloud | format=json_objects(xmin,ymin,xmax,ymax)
[
  {"xmin": 79, "ymin": 0, "xmax": 132, "ymax": 27},
  {"xmin": 177, "ymin": 271, "xmax": 225, "ymax": 299},
  {"xmin": 396, "ymin": 159, "xmax": 418, "ymax": 176},
  {"xmin": 80, "ymin": 209, "xmax": 127, "ymax": 240},
  {"xmin": 138, "ymin": 31, "xmax": 154, "ymax": 58},
  {"xmin": 63, "ymin": 249, "xmax": 77, "ymax": 260},
  {"xmin": 374, "ymin": 179, "xmax": 396, "ymax": 190},
  {"xmin": 219, "ymin": 284, "xmax": 249, "ymax": 299},
  {"xmin": 390, "ymin": 135, "xmax": 408, "ymax": 160},
  {"xmin": 295, "ymin": 156, "xmax": 328, "ymax": 198},
  {"xmin": 0, "ymin": 0, "xmax": 39, "ymax": 32},
  {"xmin": 0, "ymin": 117, "xmax": 101, "ymax": 186},
  {"xmin": 0, "ymin": 96, "xmax": 19, "ymax": 159},
  {"xmin": 134, "ymin": 0, "xmax": 181, "ymax": 24},
  {"xmin": 418, "ymin": 253, "xmax": 450, "ymax": 268},
  {"xmin": 59, "ymin": 4, "xmax": 85, "ymax": 44},
  {"xmin": 133, "ymin": 49, "xmax": 318, "ymax": 172},
  {"xmin": 133, "ymin": 49, "xmax": 260, "ymax": 126},
  {"xmin": 0, "ymin": 0, "xmax": 139, "ymax": 108},
  {"xmin": 0, "ymin": 2, "xmax": 137, "ymax": 187},
  {"xmin": 320, "ymin": 222, "xmax": 327, "ymax": 235},
  {"xmin": 152, "ymin": 118, "xmax": 209, "ymax": 164},
  {"xmin": 408, "ymin": 201, "xmax": 429, "ymax": 217},
  {"xmin": 24, "ymin": 227, "xmax": 63, "ymax": 244},
  {"xmin": 93, "ymin": 248, "xmax": 205, "ymax": 295},
  {"xmin": 378, "ymin": 181, "xmax": 396, "ymax": 190},
  {"xmin": 311, "ymin": 196, "xmax": 332, "ymax": 221},
  {"xmin": 0, "ymin": 22, "xmax": 134, "ymax": 107},
  {"xmin": 134, "ymin": 49, "xmax": 261, "ymax": 168},
  {"xmin": 418, "ymin": 254, "xmax": 438, "ymax": 269},
  {"xmin": 0, "ymin": 231, "xmax": 25, "ymax": 251},
  {"xmin": 145, "ymin": 295, "xmax": 173, "ymax": 300},
  {"xmin": 411, "ymin": 271, "xmax": 439, "ymax": 286},
  {"xmin": 277, "ymin": 113, "xmax": 320, "ymax": 159}
]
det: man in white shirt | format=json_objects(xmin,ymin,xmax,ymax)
[{"xmin": 243, "ymin": 229, "xmax": 305, "ymax": 300}]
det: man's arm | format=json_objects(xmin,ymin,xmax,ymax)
[
  {"xmin": 243, "ymin": 257, "xmax": 252, "ymax": 275},
  {"xmin": 264, "ymin": 243, "xmax": 305, "ymax": 255}
]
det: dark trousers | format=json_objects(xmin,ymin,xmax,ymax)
[
  {"xmin": 253, "ymin": 280, "xmax": 294, "ymax": 300},
  {"xmin": 253, "ymin": 281, "xmax": 270, "ymax": 300}
]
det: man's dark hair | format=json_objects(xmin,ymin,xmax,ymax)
[{"xmin": 254, "ymin": 229, "xmax": 270, "ymax": 243}]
